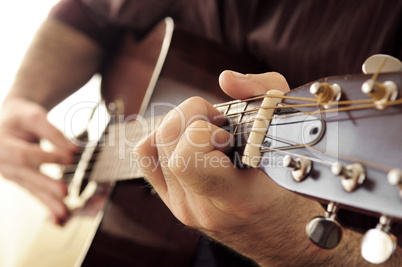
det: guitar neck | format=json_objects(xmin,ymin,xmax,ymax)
[{"xmin": 87, "ymin": 97, "xmax": 264, "ymax": 183}]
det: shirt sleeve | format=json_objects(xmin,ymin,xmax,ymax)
[{"xmin": 48, "ymin": 0, "xmax": 178, "ymax": 47}]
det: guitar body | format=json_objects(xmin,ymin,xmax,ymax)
[{"xmin": 80, "ymin": 18, "xmax": 260, "ymax": 266}]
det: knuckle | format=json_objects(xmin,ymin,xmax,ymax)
[
  {"xmin": 188, "ymin": 119, "xmax": 209, "ymax": 129},
  {"xmin": 170, "ymin": 202, "xmax": 197, "ymax": 228},
  {"xmin": 185, "ymin": 96, "xmax": 205, "ymax": 105},
  {"xmin": 155, "ymin": 127, "xmax": 180, "ymax": 146},
  {"xmin": 14, "ymin": 149, "xmax": 30, "ymax": 165},
  {"xmin": 27, "ymin": 107, "xmax": 46, "ymax": 121},
  {"xmin": 185, "ymin": 121, "xmax": 212, "ymax": 147},
  {"xmin": 197, "ymin": 208, "xmax": 225, "ymax": 232},
  {"xmin": 168, "ymin": 152, "xmax": 193, "ymax": 177}
]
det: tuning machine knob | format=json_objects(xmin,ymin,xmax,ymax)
[
  {"xmin": 361, "ymin": 215, "xmax": 397, "ymax": 264},
  {"xmin": 310, "ymin": 82, "xmax": 341, "ymax": 108},
  {"xmin": 306, "ymin": 202, "xmax": 343, "ymax": 249},
  {"xmin": 362, "ymin": 54, "xmax": 402, "ymax": 74},
  {"xmin": 283, "ymin": 155, "xmax": 312, "ymax": 182},
  {"xmin": 388, "ymin": 168, "xmax": 402, "ymax": 199},
  {"xmin": 331, "ymin": 162, "xmax": 365, "ymax": 192}
]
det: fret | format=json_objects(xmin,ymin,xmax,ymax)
[
  {"xmin": 88, "ymin": 115, "xmax": 165, "ymax": 182},
  {"xmin": 85, "ymin": 98, "xmax": 267, "ymax": 183}
]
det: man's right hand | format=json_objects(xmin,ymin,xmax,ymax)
[{"xmin": 0, "ymin": 98, "xmax": 77, "ymax": 224}]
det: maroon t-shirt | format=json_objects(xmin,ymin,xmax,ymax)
[{"xmin": 50, "ymin": 0, "xmax": 401, "ymax": 88}]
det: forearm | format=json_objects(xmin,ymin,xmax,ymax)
[
  {"xmin": 204, "ymin": 197, "xmax": 402, "ymax": 266},
  {"xmin": 5, "ymin": 18, "xmax": 103, "ymax": 110}
]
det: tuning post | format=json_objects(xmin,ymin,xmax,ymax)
[
  {"xmin": 331, "ymin": 162, "xmax": 365, "ymax": 192},
  {"xmin": 361, "ymin": 79, "xmax": 398, "ymax": 110},
  {"xmin": 388, "ymin": 168, "xmax": 402, "ymax": 199},
  {"xmin": 361, "ymin": 215, "xmax": 397, "ymax": 264},
  {"xmin": 283, "ymin": 155, "xmax": 312, "ymax": 182},
  {"xmin": 306, "ymin": 202, "xmax": 343, "ymax": 249},
  {"xmin": 310, "ymin": 82, "xmax": 341, "ymax": 108}
]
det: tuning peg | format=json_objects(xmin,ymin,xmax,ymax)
[
  {"xmin": 331, "ymin": 162, "xmax": 365, "ymax": 192},
  {"xmin": 306, "ymin": 202, "xmax": 343, "ymax": 249},
  {"xmin": 310, "ymin": 82, "xmax": 341, "ymax": 108},
  {"xmin": 361, "ymin": 215, "xmax": 397, "ymax": 264},
  {"xmin": 361, "ymin": 79, "xmax": 398, "ymax": 110},
  {"xmin": 362, "ymin": 54, "xmax": 402, "ymax": 74},
  {"xmin": 283, "ymin": 155, "xmax": 312, "ymax": 182},
  {"xmin": 388, "ymin": 168, "xmax": 402, "ymax": 199}
]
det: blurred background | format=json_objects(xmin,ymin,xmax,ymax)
[{"xmin": 0, "ymin": 1, "xmax": 101, "ymax": 266}]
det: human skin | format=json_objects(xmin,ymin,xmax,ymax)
[
  {"xmin": 0, "ymin": 19, "xmax": 102, "ymax": 223},
  {"xmin": 135, "ymin": 70, "xmax": 402, "ymax": 266}
]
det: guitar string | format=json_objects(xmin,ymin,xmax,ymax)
[
  {"xmin": 252, "ymin": 130, "xmax": 393, "ymax": 172},
  {"xmin": 88, "ymin": 97, "xmax": 402, "ymax": 171},
  {"xmin": 222, "ymin": 97, "xmax": 395, "ymax": 120},
  {"xmin": 232, "ymin": 101, "xmax": 400, "ymax": 173},
  {"xmin": 225, "ymin": 88, "xmax": 401, "ymax": 173},
  {"xmin": 213, "ymin": 93, "xmax": 376, "ymax": 110},
  {"xmin": 223, "ymin": 98, "xmax": 376, "ymax": 116},
  {"xmin": 213, "ymin": 94, "xmax": 319, "ymax": 109},
  {"xmin": 79, "ymin": 94, "xmax": 401, "ymax": 181},
  {"xmin": 117, "ymin": 97, "xmax": 388, "ymax": 137},
  {"xmin": 117, "ymin": 91, "xmax": 389, "ymax": 137},
  {"xmin": 220, "ymin": 97, "xmax": 402, "ymax": 134}
]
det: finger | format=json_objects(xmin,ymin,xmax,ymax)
[
  {"xmin": 169, "ymin": 120, "xmax": 234, "ymax": 194},
  {"xmin": 0, "ymin": 163, "xmax": 68, "ymax": 199},
  {"xmin": 168, "ymin": 119, "xmax": 277, "ymax": 227},
  {"xmin": 25, "ymin": 182, "xmax": 69, "ymax": 224},
  {"xmin": 18, "ymin": 105, "xmax": 77, "ymax": 152},
  {"xmin": 0, "ymin": 164, "xmax": 69, "ymax": 223},
  {"xmin": 0, "ymin": 137, "xmax": 74, "ymax": 167},
  {"xmin": 219, "ymin": 70, "xmax": 290, "ymax": 99},
  {"xmin": 153, "ymin": 97, "xmax": 227, "ymax": 196},
  {"xmin": 155, "ymin": 96, "xmax": 226, "ymax": 155},
  {"xmin": 35, "ymin": 187, "xmax": 69, "ymax": 224},
  {"xmin": 134, "ymin": 131, "xmax": 169, "ymax": 198}
]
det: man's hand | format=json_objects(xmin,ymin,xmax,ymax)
[
  {"xmin": 134, "ymin": 71, "xmax": 336, "ymax": 265},
  {"xmin": 134, "ymin": 71, "xmax": 402, "ymax": 266},
  {"xmin": 0, "ymin": 98, "xmax": 77, "ymax": 224},
  {"xmin": 0, "ymin": 18, "xmax": 102, "ymax": 224}
]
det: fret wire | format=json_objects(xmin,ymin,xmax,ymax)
[
  {"xmin": 93, "ymin": 123, "xmax": 116, "ymax": 182},
  {"xmin": 234, "ymin": 101, "xmax": 249, "ymax": 135},
  {"xmin": 225, "ymin": 103, "xmax": 232, "ymax": 115}
]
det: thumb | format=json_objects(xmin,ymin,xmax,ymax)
[{"xmin": 219, "ymin": 71, "xmax": 290, "ymax": 100}]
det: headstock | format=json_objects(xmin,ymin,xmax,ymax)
[{"xmin": 241, "ymin": 55, "xmax": 402, "ymax": 264}]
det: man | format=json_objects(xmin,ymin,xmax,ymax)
[{"xmin": 0, "ymin": 0, "xmax": 400, "ymax": 265}]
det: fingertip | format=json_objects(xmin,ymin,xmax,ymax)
[
  {"xmin": 219, "ymin": 70, "xmax": 291, "ymax": 99},
  {"xmin": 218, "ymin": 70, "xmax": 244, "ymax": 98},
  {"xmin": 52, "ymin": 180, "xmax": 68, "ymax": 198},
  {"xmin": 49, "ymin": 204, "xmax": 69, "ymax": 226}
]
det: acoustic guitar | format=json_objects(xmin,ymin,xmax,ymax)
[
  {"xmin": 20, "ymin": 17, "xmax": 402, "ymax": 266},
  {"xmin": 19, "ymin": 17, "xmax": 259, "ymax": 267}
]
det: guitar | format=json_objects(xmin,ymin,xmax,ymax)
[
  {"xmin": 20, "ymin": 17, "xmax": 402, "ymax": 266},
  {"xmin": 84, "ymin": 52, "xmax": 402, "ymax": 265},
  {"xmin": 19, "ymin": 18, "xmax": 259, "ymax": 267}
]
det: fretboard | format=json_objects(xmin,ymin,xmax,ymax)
[{"xmin": 83, "ymin": 98, "xmax": 264, "ymax": 183}]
